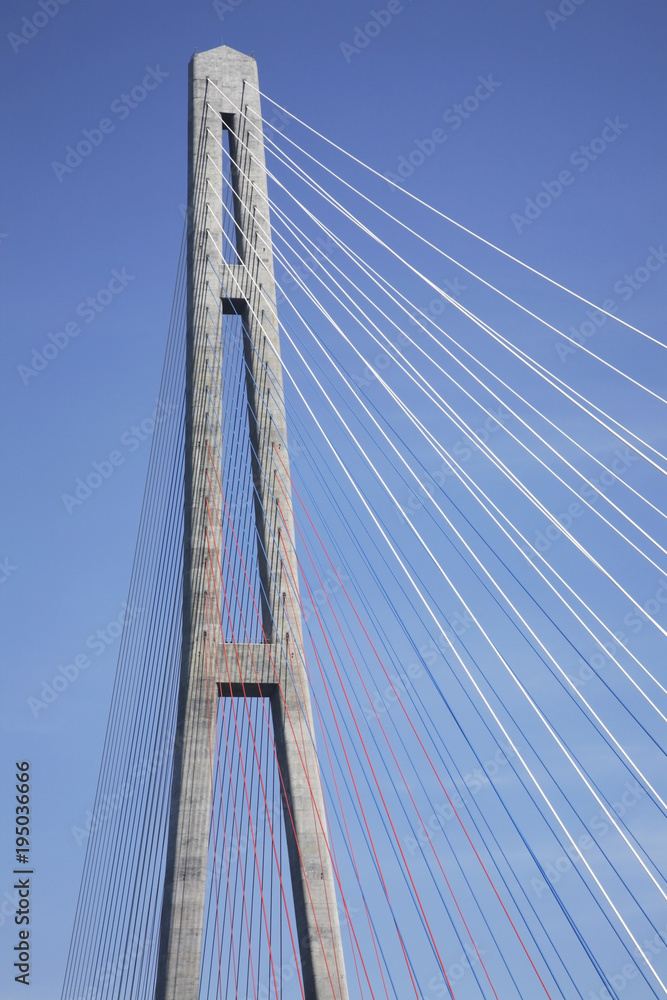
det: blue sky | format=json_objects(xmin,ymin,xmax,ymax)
[{"xmin": 1, "ymin": 0, "xmax": 666, "ymax": 997}]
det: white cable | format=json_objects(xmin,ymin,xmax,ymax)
[
  {"xmin": 195, "ymin": 95, "xmax": 492, "ymax": 1000},
  {"xmin": 199, "ymin": 100, "xmax": 667, "ymax": 989},
  {"xmin": 263, "ymin": 207, "xmax": 667, "ymax": 727},
  {"xmin": 239, "ymin": 80, "xmax": 667, "ymax": 353},
  {"xmin": 208, "ymin": 166, "xmax": 667, "ymax": 925},
  {"xmin": 202, "ymin": 230, "xmax": 510, "ymax": 999},
  {"xmin": 218, "ymin": 91, "xmax": 667, "ymax": 417},
  {"xmin": 204, "ymin": 136, "xmax": 667, "ymax": 648},
  {"xmin": 251, "ymin": 112, "xmax": 667, "ymax": 459},
  {"xmin": 271, "ymin": 325, "xmax": 667, "ymax": 995},
  {"xmin": 205, "ymin": 93, "xmax": 667, "ymax": 475},
  {"xmin": 261, "ymin": 174, "xmax": 667, "ymax": 522},
  {"xmin": 206, "ymin": 114, "xmax": 667, "ymax": 709},
  {"xmin": 239, "ymin": 197, "xmax": 667, "ymax": 827},
  {"xmin": 199, "ymin": 321, "xmax": 392, "ymax": 1000},
  {"xmin": 202, "ymin": 102, "xmax": 667, "ymax": 477},
  {"xmin": 262, "ymin": 182, "xmax": 667, "ymax": 566}
]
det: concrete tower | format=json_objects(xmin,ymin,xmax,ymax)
[{"xmin": 154, "ymin": 45, "xmax": 349, "ymax": 1000}]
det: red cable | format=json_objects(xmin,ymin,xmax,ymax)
[
  {"xmin": 245, "ymin": 466, "xmax": 422, "ymax": 997},
  {"xmin": 205, "ymin": 441, "xmax": 384, "ymax": 993},
  {"xmin": 206, "ymin": 468, "xmax": 343, "ymax": 1000},
  {"xmin": 205, "ymin": 516, "xmax": 283, "ymax": 1000},
  {"xmin": 203, "ymin": 574, "xmax": 243, "ymax": 997},
  {"xmin": 275, "ymin": 444, "xmax": 556, "ymax": 999},
  {"xmin": 205, "ymin": 442, "xmax": 364, "ymax": 999},
  {"xmin": 273, "ymin": 497, "xmax": 451, "ymax": 999},
  {"xmin": 206, "ymin": 484, "xmax": 313, "ymax": 998},
  {"xmin": 277, "ymin": 495, "xmax": 502, "ymax": 1000},
  {"xmin": 310, "ymin": 663, "xmax": 393, "ymax": 1000},
  {"xmin": 274, "ymin": 518, "xmax": 350, "ymax": 1000},
  {"xmin": 205, "ymin": 478, "xmax": 309, "ymax": 1000},
  {"xmin": 205, "ymin": 531, "xmax": 263, "ymax": 999}
]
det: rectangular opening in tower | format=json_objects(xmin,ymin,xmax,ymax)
[
  {"xmin": 205, "ymin": 308, "xmax": 265, "ymax": 643},
  {"xmin": 220, "ymin": 115, "xmax": 242, "ymax": 265},
  {"xmin": 199, "ymin": 695, "xmax": 303, "ymax": 1000}
]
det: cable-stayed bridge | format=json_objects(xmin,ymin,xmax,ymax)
[{"xmin": 60, "ymin": 44, "xmax": 667, "ymax": 1000}]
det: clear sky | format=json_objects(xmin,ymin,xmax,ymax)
[{"xmin": 1, "ymin": 1, "xmax": 666, "ymax": 998}]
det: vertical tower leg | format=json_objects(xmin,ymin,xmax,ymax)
[{"xmin": 155, "ymin": 45, "xmax": 349, "ymax": 1000}]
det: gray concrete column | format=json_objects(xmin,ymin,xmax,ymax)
[{"xmin": 155, "ymin": 45, "xmax": 349, "ymax": 1000}]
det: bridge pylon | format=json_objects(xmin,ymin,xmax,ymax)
[{"xmin": 154, "ymin": 45, "xmax": 350, "ymax": 1000}]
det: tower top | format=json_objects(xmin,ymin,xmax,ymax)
[
  {"xmin": 190, "ymin": 42, "xmax": 255, "ymax": 61},
  {"xmin": 189, "ymin": 44, "xmax": 259, "ymax": 116}
]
